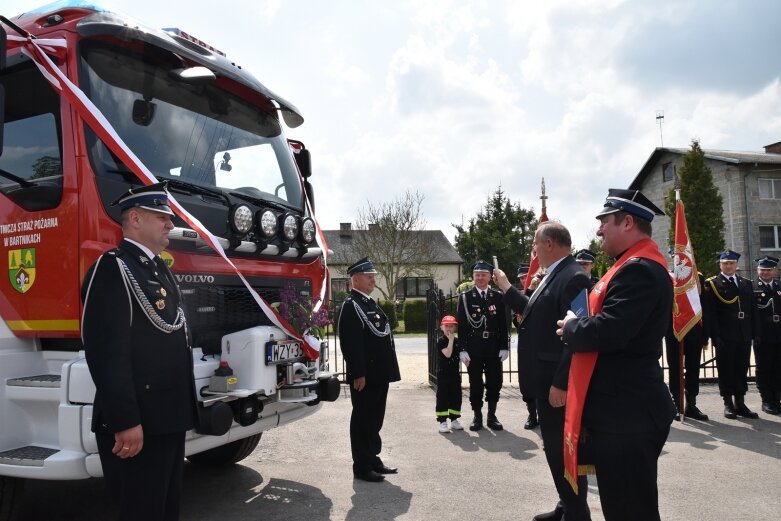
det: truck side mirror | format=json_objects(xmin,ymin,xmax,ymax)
[{"xmin": 295, "ymin": 148, "xmax": 311, "ymax": 178}]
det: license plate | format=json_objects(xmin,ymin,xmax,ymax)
[{"xmin": 265, "ymin": 340, "xmax": 305, "ymax": 365}]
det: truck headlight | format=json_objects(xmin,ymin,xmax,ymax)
[
  {"xmin": 258, "ymin": 209, "xmax": 277, "ymax": 238},
  {"xmin": 279, "ymin": 213, "xmax": 298, "ymax": 242},
  {"xmin": 230, "ymin": 205, "xmax": 253, "ymax": 235},
  {"xmin": 300, "ymin": 218, "xmax": 316, "ymax": 245}
]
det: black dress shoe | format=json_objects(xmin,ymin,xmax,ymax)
[
  {"xmin": 354, "ymin": 470, "xmax": 385, "ymax": 482},
  {"xmin": 735, "ymin": 403, "xmax": 759, "ymax": 419},
  {"xmin": 486, "ymin": 415, "xmax": 503, "ymax": 431},
  {"xmin": 532, "ymin": 503, "xmax": 564, "ymax": 521},
  {"xmin": 684, "ymin": 404, "xmax": 709, "ymax": 421},
  {"xmin": 470, "ymin": 415, "xmax": 483, "ymax": 431},
  {"xmin": 373, "ymin": 464, "xmax": 398, "ymax": 474},
  {"xmin": 524, "ymin": 415, "xmax": 539, "ymax": 430},
  {"xmin": 761, "ymin": 402, "xmax": 780, "ymax": 415},
  {"xmin": 723, "ymin": 404, "xmax": 737, "ymax": 419}
]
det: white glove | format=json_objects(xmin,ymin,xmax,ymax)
[
  {"xmin": 499, "ymin": 349, "xmax": 509, "ymax": 362},
  {"xmin": 459, "ymin": 351, "xmax": 471, "ymax": 364}
]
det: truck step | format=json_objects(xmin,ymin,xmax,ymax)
[
  {"xmin": 0, "ymin": 445, "xmax": 59, "ymax": 467},
  {"xmin": 6, "ymin": 374, "xmax": 61, "ymax": 388}
]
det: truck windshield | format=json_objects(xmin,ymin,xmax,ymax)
[{"xmin": 78, "ymin": 40, "xmax": 302, "ymax": 209}]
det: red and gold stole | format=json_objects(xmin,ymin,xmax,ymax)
[{"xmin": 563, "ymin": 238, "xmax": 667, "ymax": 493}]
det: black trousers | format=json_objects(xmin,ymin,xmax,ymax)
[
  {"xmin": 349, "ymin": 379, "xmax": 389, "ymax": 474},
  {"xmin": 96, "ymin": 429, "xmax": 185, "ymax": 521},
  {"xmin": 589, "ymin": 426, "xmax": 670, "ymax": 521},
  {"xmin": 665, "ymin": 334, "xmax": 703, "ymax": 402},
  {"xmin": 466, "ymin": 354, "xmax": 502, "ymax": 411},
  {"xmin": 755, "ymin": 340, "xmax": 781, "ymax": 402},
  {"xmin": 537, "ymin": 398, "xmax": 590, "ymax": 521},
  {"xmin": 435, "ymin": 367, "xmax": 462, "ymax": 421},
  {"xmin": 715, "ymin": 340, "xmax": 752, "ymax": 397}
]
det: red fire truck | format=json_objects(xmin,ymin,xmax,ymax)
[{"xmin": 0, "ymin": 1, "xmax": 338, "ymax": 515}]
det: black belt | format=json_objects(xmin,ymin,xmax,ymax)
[{"xmin": 473, "ymin": 331, "xmax": 496, "ymax": 339}]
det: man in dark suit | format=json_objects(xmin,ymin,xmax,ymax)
[
  {"xmin": 702, "ymin": 250, "xmax": 760, "ymax": 419},
  {"xmin": 457, "ymin": 260, "xmax": 510, "ymax": 431},
  {"xmin": 495, "ymin": 221, "xmax": 591, "ymax": 521},
  {"xmin": 557, "ymin": 188, "xmax": 677, "ymax": 521},
  {"xmin": 515, "ymin": 263, "xmax": 539, "ymax": 430},
  {"xmin": 752, "ymin": 255, "xmax": 781, "ymax": 414},
  {"xmin": 338, "ymin": 257, "xmax": 401, "ymax": 482},
  {"xmin": 82, "ymin": 183, "xmax": 196, "ymax": 521}
]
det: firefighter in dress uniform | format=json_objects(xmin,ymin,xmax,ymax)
[
  {"xmin": 574, "ymin": 249, "xmax": 600, "ymax": 290},
  {"xmin": 753, "ymin": 255, "xmax": 781, "ymax": 415},
  {"xmin": 457, "ymin": 260, "xmax": 509, "ymax": 431},
  {"xmin": 702, "ymin": 250, "xmax": 761, "ymax": 419},
  {"xmin": 82, "ymin": 183, "xmax": 197, "ymax": 521},
  {"xmin": 338, "ymin": 257, "xmax": 401, "ymax": 482}
]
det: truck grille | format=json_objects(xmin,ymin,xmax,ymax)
[{"xmin": 176, "ymin": 277, "xmax": 311, "ymax": 355}]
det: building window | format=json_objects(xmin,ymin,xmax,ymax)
[
  {"xmin": 758, "ymin": 178, "xmax": 781, "ymax": 199},
  {"xmin": 331, "ymin": 278, "xmax": 349, "ymax": 297},
  {"xmin": 759, "ymin": 226, "xmax": 781, "ymax": 249},
  {"xmin": 662, "ymin": 162, "xmax": 675, "ymax": 183},
  {"xmin": 395, "ymin": 277, "xmax": 433, "ymax": 298}
]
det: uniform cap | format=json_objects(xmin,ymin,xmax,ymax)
[
  {"xmin": 517, "ymin": 262, "xmax": 530, "ymax": 277},
  {"xmin": 111, "ymin": 182, "xmax": 174, "ymax": 216},
  {"xmin": 755, "ymin": 255, "xmax": 779, "ymax": 268},
  {"xmin": 472, "ymin": 260, "xmax": 494, "ymax": 273},
  {"xmin": 718, "ymin": 250, "xmax": 740, "ymax": 262},
  {"xmin": 347, "ymin": 257, "xmax": 377, "ymax": 276},
  {"xmin": 595, "ymin": 188, "xmax": 664, "ymax": 222},
  {"xmin": 575, "ymin": 249, "xmax": 597, "ymax": 263},
  {"xmin": 440, "ymin": 315, "xmax": 457, "ymax": 326}
]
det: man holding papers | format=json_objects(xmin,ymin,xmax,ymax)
[
  {"xmin": 557, "ymin": 189, "xmax": 676, "ymax": 521},
  {"xmin": 494, "ymin": 221, "xmax": 591, "ymax": 521}
]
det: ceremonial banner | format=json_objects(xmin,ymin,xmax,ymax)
[{"xmin": 671, "ymin": 195, "xmax": 702, "ymax": 341}]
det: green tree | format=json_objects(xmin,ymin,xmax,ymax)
[
  {"xmin": 453, "ymin": 185, "xmax": 537, "ymax": 281},
  {"xmin": 664, "ymin": 139, "xmax": 725, "ymax": 278}
]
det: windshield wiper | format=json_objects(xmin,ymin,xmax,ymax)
[
  {"xmin": 229, "ymin": 190, "xmax": 295, "ymax": 213},
  {"xmin": 0, "ymin": 168, "xmax": 36, "ymax": 188},
  {"xmin": 105, "ymin": 170, "xmax": 231, "ymax": 208}
]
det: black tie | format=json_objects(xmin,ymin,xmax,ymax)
[{"xmin": 730, "ymin": 276, "xmax": 739, "ymax": 289}]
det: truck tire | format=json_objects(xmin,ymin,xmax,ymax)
[
  {"xmin": 186, "ymin": 434, "xmax": 262, "ymax": 466},
  {"xmin": 0, "ymin": 476, "xmax": 23, "ymax": 521}
]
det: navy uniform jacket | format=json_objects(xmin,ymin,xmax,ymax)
[
  {"xmin": 457, "ymin": 286, "xmax": 509, "ymax": 357},
  {"xmin": 504, "ymin": 256, "xmax": 590, "ymax": 398},
  {"xmin": 82, "ymin": 240, "xmax": 196, "ymax": 435},
  {"xmin": 562, "ymin": 257, "xmax": 677, "ymax": 433},
  {"xmin": 703, "ymin": 273, "xmax": 759, "ymax": 344},
  {"xmin": 337, "ymin": 290, "xmax": 401, "ymax": 384},
  {"xmin": 754, "ymin": 279, "xmax": 781, "ymax": 343}
]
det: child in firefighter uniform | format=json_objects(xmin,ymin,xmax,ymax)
[
  {"xmin": 435, "ymin": 315, "xmax": 463, "ymax": 433},
  {"xmin": 753, "ymin": 255, "xmax": 781, "ymax": 414}
]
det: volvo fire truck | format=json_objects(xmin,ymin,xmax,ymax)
[{"xmin": 0, "ymin": 1, "xmax": 338, "ymax": 516}]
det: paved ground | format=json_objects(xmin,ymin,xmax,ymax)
[{"xmin": 13, "ymin": 337, "xmax": 781, "ymax": 520}]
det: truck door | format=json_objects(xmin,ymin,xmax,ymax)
[{"xmin": 0, "ymin": 53, "xmax": 80, "ymax": 340}]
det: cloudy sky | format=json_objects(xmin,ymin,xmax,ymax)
[{"xmin": 13, "ymin": 0, "xmax": 781, "ymax": 248}]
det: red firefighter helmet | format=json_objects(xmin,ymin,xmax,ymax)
[{"xmin": 440, "ymin": 315, "xmax": 457, "ymax": 326}]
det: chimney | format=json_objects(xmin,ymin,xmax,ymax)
[
  {"xmin": 764, "ymin": 141, "xmax": 781, "ymax": 154},
  {"xmin": 339, "ymin": 222, "xmax": 352, "ymax": 238},
  {"xmin": 368, "ymin": 223, "xmax": 378, "ymax": 232}
]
